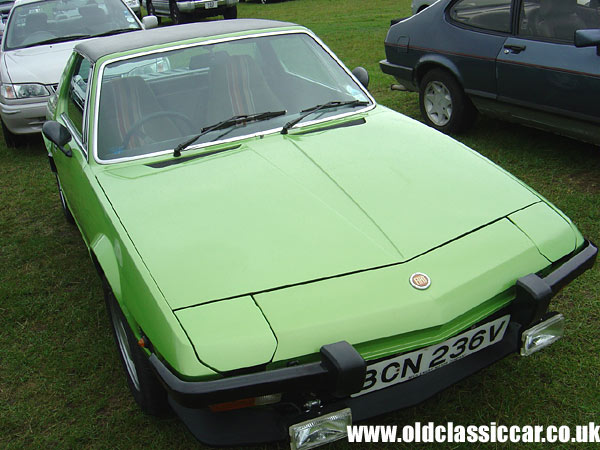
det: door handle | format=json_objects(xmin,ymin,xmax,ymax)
[{"xmin": 503, "ymin": 44, "xmax": 526, "ymax": 54}]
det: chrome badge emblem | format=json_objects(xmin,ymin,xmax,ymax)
[{"xmin": 410, "ymin": 272, "xmax": 431, "ymax": 290}]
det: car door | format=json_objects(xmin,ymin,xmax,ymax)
[
  {"xmin": 51, "ymin": 53, "xmax": 98, "ymax": 245},
  {"xmin": 496, "ymin": 0, "xmax": 600, "ymax": 123},
  {"xmin": 445, "ymin": 0, "xmax": 515, "ymax": 98}
]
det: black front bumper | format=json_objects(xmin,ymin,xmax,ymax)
[
  {"xmin": 150, "ymin": 240, "xmax": 597, "ymax": 446},
  {"xmin": 149, "ymin": 340, "xmax": 366, "ymax": 408},
  {"xmin": 168, "ymin": 320, "xmax": 521, "ymax": 446}
]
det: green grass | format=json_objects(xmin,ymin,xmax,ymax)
[{"xmin": 1, "ymin": 0, "xmax": 599, "ymax": 448}]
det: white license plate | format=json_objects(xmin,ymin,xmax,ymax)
[
  {"xmin": 204, "ymin": 1, "xmax": 218, "ymax": 8},
  {"xmin": 353, "ymin": 314, "xmax": 510, "ymax": 397}
]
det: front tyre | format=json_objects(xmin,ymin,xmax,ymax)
[
  {"xmin": 2, "ymin": 119, "xmax": 22, "ymax": 148},
  {"xmin": 419, "ymin": 68, "xmax": 476, "ymax": 134},
  {"xmin": 169, "ymin": 0, "xmax": 186, "ymax": 24},
  {"xmin": 104, "ymin": 283, "xmax": 170, "ymax": 416},
  {"xmin": 223, "ymin": 5, "xmax": 237, "ymax": 19}
]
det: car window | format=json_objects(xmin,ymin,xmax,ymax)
[
  {"xmin": 269, "ymin": 36, "xmax": 341, "ymax": 90},
  {"xmin": 96, "ymin": 33, "xmax": 371, "ymax": 162},
  {"xmin": 3, "ymin": 0, "xmax": 140, "ymax": 51},
  {"xmin": 449, "ymin": 0, "xmax": 513, "ymax": 33},
  {"xmin": 519, "ymin": 0, "xmax": 600, "ymax": 42},
  {"xmin": 66, "ymin": 56, "xmax": 91, "ymax": 140}
]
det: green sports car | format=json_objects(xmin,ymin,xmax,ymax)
[{"xmin": 42, "ymin": 19, "xmax": 596, "ymax": 449}]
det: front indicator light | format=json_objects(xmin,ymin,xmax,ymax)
[
  {"xmin": 289, "ymin": 408, "xmax": 352, "ymax": 450},
  {"xmin": 208, "ymin": 393, "xmax": 282, "ymax": 412},
  {"xmin": 521, "ymin": 313, "xmax": 565, "ymax": 356}
]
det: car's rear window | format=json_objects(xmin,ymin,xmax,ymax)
[{"xmin": 450, "ymin": 0, "xmax": 513, "ymax": 33}]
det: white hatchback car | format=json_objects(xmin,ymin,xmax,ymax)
[{"xmin": 0, "ymin": 0, "xmax": 156, "ymax": 147}]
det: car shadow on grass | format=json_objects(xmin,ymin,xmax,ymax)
[{"xmin": 0, "ymin": 133, "xmax": 47, "ymax": 159}]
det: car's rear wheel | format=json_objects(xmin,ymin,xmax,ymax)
[
  {"xmin": 223, "ymin": 5, "xmax": 237, "ymax": 19},
  {"xmin": 419, "ymin": 68, "xmax": 476, "ymax": 134},
  {"xmin": 104, "ymin": 282, "xmax": 170, "ymax": 416},
  {"xmin": 169, "ymin": 0, "xmax": 186, "ymax": 24},
  {"xmin": 2, "ymin": 119, "xmax": 22, "ymax": 148},
  {"xmin": 54, "ymin": 173, "xmax": 75, "ymax": 224},
  {"xmin": 146, "ymin": 0, "xmax": 161, "ymax": 23}
]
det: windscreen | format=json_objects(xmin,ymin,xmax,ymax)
[
  {"xmin": 96, "ymin": 33, "xmax": 371, "ymax": 161},
  {"xmin": 4, "ymin": 0, "xmax": 140, "ymax": 50}
]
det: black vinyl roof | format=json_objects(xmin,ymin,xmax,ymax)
[{"xmin": 75, "ymin": 19, "xmax": 296, "ymax": 62}]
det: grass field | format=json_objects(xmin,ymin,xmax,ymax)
[{"xmin": 1, "ymin": 0, "xmax": 598, "ymax": 448}]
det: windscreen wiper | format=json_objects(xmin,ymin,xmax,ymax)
[
  {"xmin": 20, "ymin": 30, "xmax": 135, "ymax": 48},
  {"xmin": 91, "ymin": 28, "xmax": 140, "ymax": 38},
  {"xmin": 22, "ymin": 34, "xmax": 91, "ymax": 48},
  {"xmin": 173, "ymin": 110, "xmax": 286, "ymax": 157},
  {"xmin": 280, "ymin": 100, "xmax": 369, "ymax": 135}
]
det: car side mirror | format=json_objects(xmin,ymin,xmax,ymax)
[
  {"xmin": 575, "ymin": 29, "xmax": 600, "ymax": 56},
  {"xmin": 42, "ymin": 121, "xmax": 72, "ymax": 157},
  {"xmin": 352, "ymin": 67, "xmax": 370, "ymax": 89},
  {"xmin": 142, "ymin": 15, "xmax": 159, "ymax": 29}
]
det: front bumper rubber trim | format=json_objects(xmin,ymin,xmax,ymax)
[
  {"xmin": 149, "ymin": 340, "xmax": 366, "ymax": 408},
  {"xmin": 168, "ymin": 316, "xmax": 522, "ymax": 447},
  {"xmin": 513, "ymin": 240, "xmax": 597, "ymax": 325}
]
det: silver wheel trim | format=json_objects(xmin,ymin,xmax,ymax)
[
  {"xmin": 424, "ymin": 80, "xmax": 452, "ymax": 126},
  {"xmin": 110, "ymin": 302, "xmax": 141, "ymax": 391}
]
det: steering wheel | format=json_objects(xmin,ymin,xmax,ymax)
[
  {"xmin": 121, "ymin": 111, "xmax": 196, "ymax": 149},
  {"xmin": 22, "ymin": 31, "xmax": 57, "ymax": 46}
]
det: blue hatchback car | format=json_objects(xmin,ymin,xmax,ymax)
[{"xmin": 381, "ymin": 0, "xmax": 600, "ymax": 145}]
